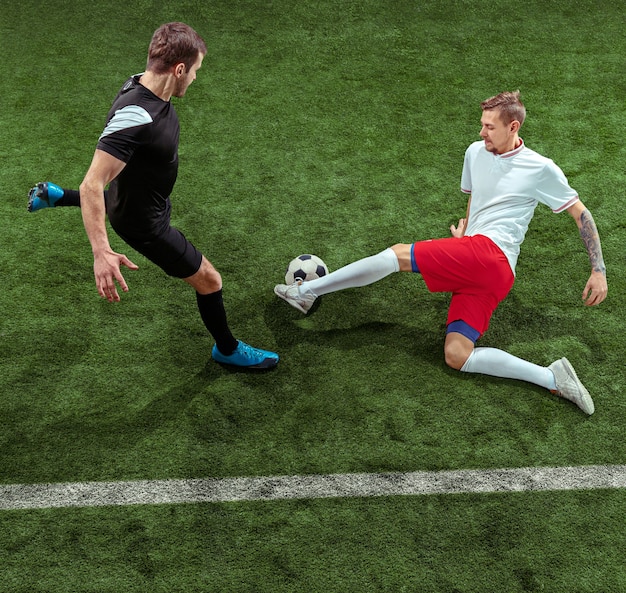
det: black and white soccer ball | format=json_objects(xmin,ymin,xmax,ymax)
[{"xmin": 285, "ymin": 254, "xmax": 329, "ymax": 284}]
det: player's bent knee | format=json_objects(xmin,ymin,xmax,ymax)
[
  {"xmin": 185, "ymin": 258, "xmax": 222, "ymax": 293},
  {"xmin": 444, "ymin": 327, "xmax": 476, "ymax": 370},
  {"xmin": 444, "ymin": 341, "xmax": 472, "ymax": 370},
  {"xmin": 444, "ymin": 351, "xmax": 464, "ymax": 371}
]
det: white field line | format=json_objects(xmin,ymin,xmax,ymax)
[{"xmin": 1, "ymin": 465, "xmax": 625, "ymax": 511}]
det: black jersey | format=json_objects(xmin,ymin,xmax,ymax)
[{"xmin": 97, "ymin": 75, "xmax": 180, "ymax": 239}]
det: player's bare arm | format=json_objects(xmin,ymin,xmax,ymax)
[
  {"xmin": 567, "ymin": 200, "xmax": 607, "ymax": 306},
  {"xmin": 450, "ymin": 195, "xmax": 471, "ymax": 238},
  {"xmin": 80, "ymin": 149, "xmax": 139, "ymax": 303}
]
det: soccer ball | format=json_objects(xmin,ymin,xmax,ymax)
[{"xmin": 285, "ymin": 254, "xmax": 329, "ymax": 284}]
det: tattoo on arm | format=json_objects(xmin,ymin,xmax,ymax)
[{"xmin": 579, "ymin": 209, "xmax": 606, "ymax": 275}]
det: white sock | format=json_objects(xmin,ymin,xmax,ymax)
[
  {"xmin": 300, "ymin": 248, "xmax": 400, "ymax": 297},
  {"xmin": 461, "ymin": 347, "xmax": 557, "ymax": 391}
]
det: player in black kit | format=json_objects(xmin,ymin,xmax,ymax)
[{"xmin": 28, "ymin": 22, "xmax": 279, "ymax": 369}]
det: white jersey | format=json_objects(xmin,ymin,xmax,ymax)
[{"xmin": 461, "ymin": 139, "xmax": 579, "ymax": 273}]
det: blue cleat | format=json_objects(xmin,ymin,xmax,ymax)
[
  {"xmin": 27, "ymin": 182, "xmax": 64, "ymax": 212},
  {"xmin": 212, "ymin": 340, "xmax": 279, "ymax": 369}
]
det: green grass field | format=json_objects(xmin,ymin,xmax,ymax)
[{"xmin": 1, "ymin": 0, "xmax": 625, "ymax": 591}]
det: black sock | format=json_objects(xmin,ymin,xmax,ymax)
[
  {"xmin": 55, "ymin": 189, "xmax": 81, "ymax": 207},
  {"xmin": 196, "ymin": 290, "xmax": 238, "ymax": 355},
  {"xmin": 55, "ymin": 188, "xmax": 109, "ymax": 208}
]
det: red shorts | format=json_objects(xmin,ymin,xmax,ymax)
[{"xmin": 411, "ymin": 235, "xmax": 514, "ymax": 337}]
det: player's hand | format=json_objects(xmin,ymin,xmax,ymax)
[
  {"xmin": 582, "ymin": 271, "xmax": 607, "ymax": 306},
  {"xmin": 450, "ymin": 218, "xmax": 467, "ymax": 238},
  {"xmin": 93, "ymin": 250, "xmax": 139, "ymax": 303}
]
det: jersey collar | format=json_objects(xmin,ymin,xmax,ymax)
[{"xmin": 498, "ymin": 138, "xmax": 525, "ymax": 159}]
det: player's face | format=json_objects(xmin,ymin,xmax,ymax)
[
  {"xmin": 479, "ymin": 109, "xmax": 517, "ymax": 155},
  {"xmin": 174, "ymin": 52, "xmax": 204, "ymax": 98}
]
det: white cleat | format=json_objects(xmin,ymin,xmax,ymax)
[
  {"xmin": 548, "ymin": 357, "xmax": 595, "ymax": 415},
  {"xmin": 274, "ymin": 283, "xmax": 317, "ymax": 314}
]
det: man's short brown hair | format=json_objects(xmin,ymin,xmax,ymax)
[
  {"xmin": 147, "ymin": 22, "xmax": 207, "ymax": 74},
  {"xmin": 481, "ymin": 90, "xmax": 526, "ymax": 127}
]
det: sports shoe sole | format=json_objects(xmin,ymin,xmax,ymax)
[{"xmin": 273, "ymin": 285, "xmax": 310, "ymax": 314}]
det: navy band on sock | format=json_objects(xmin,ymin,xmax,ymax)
[{"xmin": 446, "ymin": 319, "xmax": 480, "ymax": 343}]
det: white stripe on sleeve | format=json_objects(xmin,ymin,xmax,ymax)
[{"xmin": 99, "ymin": 105, "xmax": 153, "ymax": 140}]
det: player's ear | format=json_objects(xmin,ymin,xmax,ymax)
[
  {"xmin": 174, "ymin": 63, "xmax": 186, "ymax": 77},
  {"xmin": 510, "ymin": 120, "xmax": 521, "ymax": 133}
]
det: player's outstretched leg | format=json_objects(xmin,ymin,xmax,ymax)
[
  {"xmin": 274, "ymin": 247, "xmax": 400, "ymax": 314},
  {"xmin": 211, "ymin": 340, "xmax": 279, "ymax": 369},
  {"xmin": 27, "ymin": 182, "xmax": 65, "ymax": 212},
  {"xmin": 461, "ymin": 347, "xmax": 595, "ymax": 415}
]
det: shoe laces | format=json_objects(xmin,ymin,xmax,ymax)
[{"xmin": 237, "ymin": 342, "xmax": 261, "ymax": 360}]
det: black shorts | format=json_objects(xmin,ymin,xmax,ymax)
[{"xmin": 114, "ymin": 225, "xmax": 203, "ymax": 279}]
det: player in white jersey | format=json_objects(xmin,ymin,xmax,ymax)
[
  {"xmin": 275, "ymin": 91, "xmax": 608, "ymax": 414},
  {"xmin": 461, "ymin": 138, "xmax": 579, "ymax": 272}
]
